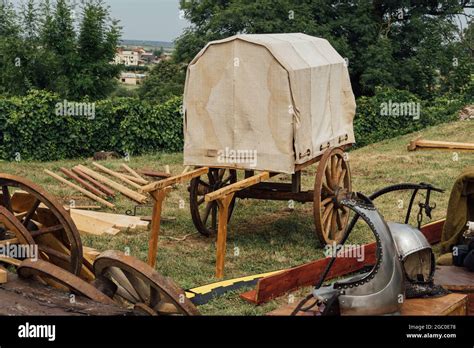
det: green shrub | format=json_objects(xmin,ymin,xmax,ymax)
[
  {"xmin": 354, "ymin": 87, "xmax": 461, "ymax": 147},
  {"xmin": 0, "ymin": 90, "xmax": 183, "ymax": 161}
]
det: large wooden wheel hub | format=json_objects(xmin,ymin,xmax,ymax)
[
  {"xmin": 93, "ymin": 250, "xmax": 199, "ymax": 316},
  {"xmin": 314, "ymin": 148, "xmax": 352, "ymax": 245}
]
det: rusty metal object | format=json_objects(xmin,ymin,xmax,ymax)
[
  {"xmin": 0, "ymin": 174, "xmax": 83, "ymax": 275},
  {"xmin": 17, "ymin": 259, "xmax": 114, "ymax": 305},
  {"xmin": 93, "ymin": 250, "xmax": 200, "ymax": 316},
  {"xmin": 313, "ymin": 148, "xmax": 352, "ymax": 245}
]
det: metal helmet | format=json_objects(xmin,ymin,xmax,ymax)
[{"xmin": 388, "ymin": 222, "xmax": 435, "ymax": 283}]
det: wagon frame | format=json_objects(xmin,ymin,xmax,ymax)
[{"xmin": 142, "ymin": 144, "xmax": 353, "ymax": 278}]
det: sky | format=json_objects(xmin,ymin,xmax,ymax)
[{"xmin": 103, "ymin": 0, "xmax": 189, "ymax": 42}]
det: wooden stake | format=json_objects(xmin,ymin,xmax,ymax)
[
  {"xmin": 76, "ymin": 165, "xmax": 147, "ymax": 204},
  {"xmin": 60, "ymin": 167, "xmax": 107, "ymax": 198},
  {"xmin": 44, "ymin": 169, "xmax": 115, "ymax": 209},
  {"xmin": 215, "ymin": 193, "xmax": 235, "ymax": 279},
  {"xmin": 165, "ymin": 165, "xmax": 170, "ymax": 174},
  {"xmin": 92, "ymin": 162, "xmax": 142, "ymax": 190},
  {"xmin": 0, "ymin": 266, "xmax": 7, "ymax": 284},
  {"xmin": 147, "ymin": 187, "xmax": 171, "ymax": 268},
  {"xmin": 71, "ymin": 167, "xmax": 116, "ymax": 197}
]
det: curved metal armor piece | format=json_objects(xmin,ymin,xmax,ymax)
[
  {"xmin": 389, "ymin": 222, "xmax": 435, "ymax": 283},
  {"xmin": 313, "ymin": 197, "xmax": 405, "ymax": 315}
]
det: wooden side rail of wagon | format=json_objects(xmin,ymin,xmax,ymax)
[
  {"xmin": 204, "ymin": 171, "xmax": 270, "ymax": 278},
  {"xmin": 140, "ymin": 167, "xmax": 209, "ymax": 267}
]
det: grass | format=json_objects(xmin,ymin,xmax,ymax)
[{"xmin": 0, "ymin": 119, "xmax": 473, "ymax": 315}]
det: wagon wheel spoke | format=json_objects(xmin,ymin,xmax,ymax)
[
  {"xmin": 338, "ymin": 168, "xmax": 347, "ymax": 187},
  {"xmin": 1, "ymin": 185, "xmax": 13, "ymax": 212},
  {"xmin": 149, "ymin": 286, "xmax": 162, "ymax": 307},
  {"xmin": 123, "ymin": 270, "xmax": 150, "ymax": 303},
  {"xmin": 202, "ymin": 202, "xmax": 213, "ymax": 224},
  {"xmin": 22, "ymin": 199, "xmax": 40, "ymax": 227},
  {"xmin": 198, "ymin": 179, "xmax": 210, "ymax": 188},
  {"xmin": 336, "ymin": 210, "xmax": 343, "ymax": 231},
  {"xmin": 30, "ymin": 224, "xmax": 64, "ymax": 238},
  {"xmin": 322, "ymin": 203, "xmax": 333, "ymax": 225},
  {"xmin": 221, "ymin": 174, "xmax": 233, "ymax": 186},
  {"xmin": 330, "ymin": 210, "xmax": 338, "ymax": 239},
  {"xmin": 108, "ymin": 267, "xmax": 141, "ymax": 302}
]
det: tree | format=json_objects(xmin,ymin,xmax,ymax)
[
  {"xmin": 0, "ymin": 0, "xmax": 121, "ymax": 100},
  {"xmin": 138, "ymin": 60, "xmax": 186, "ymax": 103},
  {"xmin": 175, "ymin": 0, "xmax": 473, "ymax": 98}
]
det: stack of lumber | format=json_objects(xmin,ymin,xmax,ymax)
[{"xmin": 70, "ymin": 209, "xmax": 149, "ymax": 236}]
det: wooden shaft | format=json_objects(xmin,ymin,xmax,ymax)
[
  {"xmin": 118, "ymin": 172, "xmax": 149, "ymax": 185},
  {"xmin": 92, "ymin": 162, "xmax": 142, "ymax": 190},
  {"xmin": 215, "ymin": 193, "xmax": 235, "ymax": 279},
  {"xmin": 205, "ymin": 172, "xmax": 270, "ymax": 202},
  {"xmin": 120, "ymin": 164, "xmax": 148, "ymax": 184},
  {"xmin": 140, "ymin": 167, "xmax": 209, "ymax": 193},
  {"xmin": 76, "ymin": 165, "xmax": 147, "ymax": 204},
  {"xmin": 44, "ymin": 169, "xmax": 115, "ymax": 209},
  {"xmin": 60, "ymin": 167, "xmax": 107, "ymax": 198},
  {"xmin": 71, "ymin": 167, "xmax": 116, "ymax": 197},
  {"xmin": 147, "ymin": 188, "xmax": 170, "ymax": 268},
  {"xmin": 137, "ymin": 169, "xmax": 171, "ymax": 178},
  {"xmin": 408, "ymin": 138, "xmax": 474, "ymax": 152}
]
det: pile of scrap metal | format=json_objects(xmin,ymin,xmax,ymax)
[{"xmin": 0, "ymin": 174, "xmax": 199, "ymax": 316}]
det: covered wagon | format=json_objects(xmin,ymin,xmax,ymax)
[
  {"xmin": 181, "ymin": 33, "xmax": 357, "ymax": 269},
  {"xmin": 183, "ymin": 33, "xmax": 356, "ymax": 174}
]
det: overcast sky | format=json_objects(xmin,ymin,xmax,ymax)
[{"xmin": 104, "ymin": 0, "xmax": 189, "ymax": 42}]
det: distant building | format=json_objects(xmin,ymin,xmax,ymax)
[
  {"xmin": 114, "ymin": 48, "xmax": 146, "ymax": 66},
  {"xmin": 119, "ymin": 72, "xmax": 146, "ymax": 85}
]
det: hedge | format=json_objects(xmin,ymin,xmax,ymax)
[
  {"xmin": 0, "ymin": 90, "xmax": 183, "ymax": 161},
  {"xmin": 0, "ymin": 88, "xmax": 467, "ymax": 161}
]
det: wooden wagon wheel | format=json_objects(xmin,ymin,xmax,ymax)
[
  {"xmin": 0, "ymin": 174, "xmax": 84, "ymax": 276},
  {"xmin": 189, "ymin": 168, "xmax": 237, "ymax": 236},
  {"xmin": 314, "ymin": 148, "xmax": 352, "ymax": 245},
  {"xmin": 17, "ymin": 259, "xmax": 115, "ymax": 305},
  {"xmin": 93, "ymin": 250, "xmax": 199, "ymax": 316}
]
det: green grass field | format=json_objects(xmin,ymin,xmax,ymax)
[{"xmin": 0, "ymin": 119, "xmax": 473, "ymax": 315}]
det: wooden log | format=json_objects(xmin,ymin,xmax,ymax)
[
  {"xmin": 205, "ymin": 172, "xmax": 270, "ymax": 202},
  {"xmin": 240, "ymin": 219, "xmax": 445, "ymax": 305},
  {"xmin": 140, "ymin": 167, "xmax": 209, "ymax": 193},
  {"xmin": 71, "ymin": 167, "xmax": 116, "ymax": 197},
  {"xmin": 120, "ymin": 164, "xmax": 148, "ymax": 184},
  {"xmin": 137, "ymin": 169, "xmax": 172, "ymax": 179},
  {"xmin": 92, "ymin": 162, "xmax": 142, "ymax": 190},
  {"xmin": 118, "ymin": 172, "xmax": 149, "ymax": 185},
  {"xmin": 76, "ymin": 165, "xmax": 147, "ymax": 204},
  {"xmin": 60, "ymin": 167, "xmax": 107, "ymax": 198},
  {"xmin": 408, "ymin": 137, "xmax": 474, "ymax": 152},
  {"xmin": 44, "ymin": 169, "xmax": 115, "ymax": 209}
]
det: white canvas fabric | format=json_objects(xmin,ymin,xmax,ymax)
[{"xmin": 183, "ymin": 33, "xmax": 356, "ymax": 174}]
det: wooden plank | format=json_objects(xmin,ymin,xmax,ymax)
[
  {"xmin": 77, "ymin": 165, "xmax": 147, "ymax": 204},
  {"xmin": 121, "ymin": 163, "xmax": 148, "ymax": 183},
  {"xmin": 44, "ymin": 169, "xmax": 115, "ymax": 209},
  {"xmin": 240, "ymin": 219, "xmax": 445, "ymax": 305},
  {"xmin": 69, "ymin": 209, "xmax": 121, "ymax": 236},
  {"xmin": 205, "ymin": 172, "xmax": 270, "ymax": 202},
  {"xmin": 408, "ymin": 138, "xmax": 474, "ymax": 152},
  {"xmin": 434, "ymin": 266, "xmax": 474, "ymax": 291},
  {"xmin": 140, "ymin": 167, "xmax": 209, "ymax": 193},
  {"xmin": 137, "ymin": 169, "xmax": 172, "ymax": 178},
  {"xmin": 92, "ymin": 162, "xmax": 142, "ymax": 190},
  {"xmin": 60, "ymin": 167, "xmax": 107, "ymax": 198},
  {"xmin": 71, "ymin": 167, "xmax": 116, "ymax": 197},
  {"xmin": 70, "ymin": 209, "xmax": 149, "ymax": 230},
  {"xmin": 401, "ymin": 294, "xmax": 467, "ymax": 316},
  {"xmin": 267, "ymin": 293, "xmax": 468, "ymax": 316}
]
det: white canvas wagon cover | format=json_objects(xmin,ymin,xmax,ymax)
[{"xmin": 183, "ymin": 33, "xmax": 356, "ymax": 174}]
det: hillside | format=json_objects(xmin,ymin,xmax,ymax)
[{"xmin": 0, "ymin": 119, "xmax": 473, "ymax": 315}]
